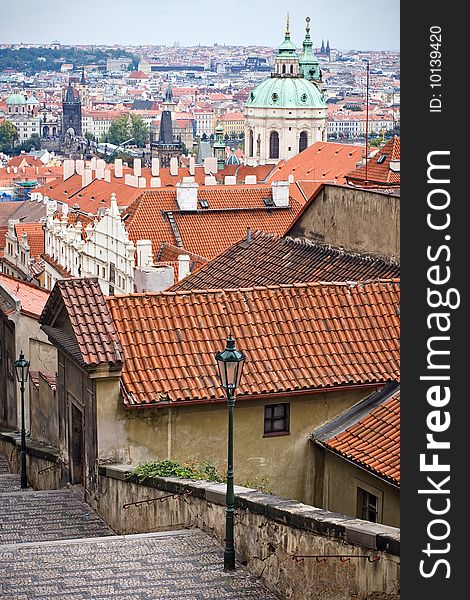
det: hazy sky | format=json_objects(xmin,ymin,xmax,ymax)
[{"xmin": 1, "ymin": 1, "xmax": 399, "ymax": 50}]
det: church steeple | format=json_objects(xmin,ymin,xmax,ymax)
[
  {"xmin": 80, "ymin": 66, "xmax": 86, "ymax": 86},
  {"xmin": 162, "ymin": 81, "xmax": 176, "ymax": 112},
  {"xmin": 275, "ymin": 14, "xmax": 300, "ymax": 77},
  {"xmin": 320, "ymin": 39, "xmax": 325, "ymax": 54},
  {"xmin": 299, "ymin": 17, "xmax": 320, "ymax": 82}
]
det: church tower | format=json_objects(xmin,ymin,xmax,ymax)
[
  {"xmin": 245, "ymin": 15, "xmax": 327, "ymax": 164},
  {"xmin": 152, "ymin": 82, "xmax": 182, "ymax": 166},
  {"xmin": 299, "ymin": 17, "xmax": 321, "ymax": 83},
  {"xmin": 62, "ymin": 81, "xmax": 82, "ymax": 139}
]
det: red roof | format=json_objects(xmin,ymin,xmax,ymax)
[
  {"xmin": 128, "ymin": 70, "xmax": 149, "ymax": 79},
  {"xmin": 106, "ymin": 280, "xmax": 400, "ymax": 406},
  {"xmin": 39, "ymin": 278, "xmax": 124, "ymax": 369},
  {"xmin": 316, "ymin": 384, "xmax": 400, "ymax": 485},
  {"xmin": 346, "ymin": 137, "xmax": 400, "ymax": 187},
  {"xmin": 0, "ymin": 273, "xmax": 50, "ymax": 318},
  {"xmin": 15, "ymin": 223, "xmax": 44, "ymax": 257},
  {"xmin": 124, "ymin": 186, "xmax": 302, "ymax": 260}
]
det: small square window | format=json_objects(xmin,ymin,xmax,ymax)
[
  {"xmin": 357, "ymin": 488, "xmax": 378, "ymax": 523},
  {"xmin": 264, "ymin": 403, "xmax": 289, "ymax": 435}
]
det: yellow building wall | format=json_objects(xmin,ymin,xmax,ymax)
[{"xmin": 96, "ymin": 383, "xmax": 376, "ymax": 505}]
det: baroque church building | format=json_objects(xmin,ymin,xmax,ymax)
[{"xmin": 245, "ymin": 17, "xmax": 327, "ymax": 165}]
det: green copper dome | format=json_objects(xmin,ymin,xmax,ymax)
[
  {"xmin": 247, "ymin": 77, "xmax": 325, "ymax": 109},
  {"xmin": 6, "ymin": 93, "xmax": 26, "ymax": 105}
]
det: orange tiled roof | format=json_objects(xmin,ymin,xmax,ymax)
[
  {"xmin": 346, "ymin": 137, "xmax": 400, "ymax": 187},
  {"xmin": 39, "ymin": 278, "xmax": 124, "ymax": 369},
  {"xmin": 172, "ymin": 231, "xmax": 400, "ymax": 291},
  {"xmin": 0, "ymin": 273, "xmax": 50, "ymax": 318},
  {"xmin": 106, "ymin": 280, "xmax": 400, "ymax": 406},
  {"xmin": 14, "ymin": 222, "xmax": 44, "ymax": 257},
  {"xmin": 124, "ymin": 186, "xmax": 302, "ymax": 260},
  {"xmin": 313, "ymin": 383, "xmax": 400, "ymax": 485}
]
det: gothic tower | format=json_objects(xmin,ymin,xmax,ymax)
[{"xmin": 62, "ymin": 81, "xmax": 82, "ymax": 139}]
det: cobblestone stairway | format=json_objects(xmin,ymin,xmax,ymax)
[{"xmin": 0, "ymin": 455, "xmax": 277, "ymax": 599}]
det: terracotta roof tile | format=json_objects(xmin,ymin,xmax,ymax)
[
  {"xmin": 106, "ymin": 280, "xmax": 400, "ymax": 406},
  {"xmin": 346, "ymin": 137, "xmax": 400, "ymax": 187},
  {"xmin": 0, "ymin": 273, "xmax": 50, "ymax": 318},
  {"xmin": 39, "ymin": 278, "xmax": 123, "ymax": 368},
  {"xmin": 317, "ymin": 384, "xmax": 400, "ymax": 485},
  {"xmin": 14, "ymin": 222, "xmax": 44, "ymax": 257},
  {"xmin": 172, "ymin": 231, "xmax": 400, "ymax": 291}
]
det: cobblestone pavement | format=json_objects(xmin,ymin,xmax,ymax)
[
  {"xmin": 0, "ymin": 456, "xmax": 278, "ymax": 599},
  {"xmin": 0, "ymin": 453, "xmax": 10, "ymax": 474},
  {"xmin": 0, "ymin": 530, "xmax": 277, "ymax": 599}
]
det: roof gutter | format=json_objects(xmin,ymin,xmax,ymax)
[{"xmin": 123, "ymin": 382, "xmax": 384, "ymax": 410}]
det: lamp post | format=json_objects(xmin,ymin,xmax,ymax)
[
  {"xmin": 215, "ymin": 334, "xmax": 246, "ymax": 571},
  {"xmin": 15, "ymin": 351, "xmax": 30, "ymax": 489}
]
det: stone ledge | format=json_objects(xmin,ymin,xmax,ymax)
[
  {"xmin": 0, "ymin": 429, "xmax": 59, "ymax": 463},
  {"xmin": 100, "ymin": 463, "xmax": 400, "ymax": 556}
]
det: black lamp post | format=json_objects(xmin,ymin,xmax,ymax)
[
  {"xmin": 215, "ymin": 334, "xmax": 246, "ymax": 571},
  {"xmin": 15, "ymin": 351, "xmax": 30, "ymax": 489}
]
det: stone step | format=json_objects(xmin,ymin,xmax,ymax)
[
  {"xmin": 0, "ymin": 489, "xmax": 115, "ymax": 545},
  {"xmin": 0, "ymin": 454, "xmax": 10, "ymax": 474},
  {"xmin": 0, "ymin": 474, "xmax": 21, "ymax": 494},
  {"xmin": 0, "ymin": 529, "xmax": 276, "ymax": 599}
]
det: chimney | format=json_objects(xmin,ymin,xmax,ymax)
[
  {"xmin": 136, "ymin": 239, "xmax": 154, "ymax": 267},
  {"xmin": 224, "ymin": 176, "xmax": 236, "ymax": 185},
  {"xmin": 13, "ymin": 166, "xmax": 18, "ymax": 174},
  {"xmin": 244, "ymin": 175, "xmax": 257, "ymax": 184},
  {"xmin": 151, "ymin": 157, "xmax": 160, "ymax": 176},
  {"xmin": 90, "ymin": 157, "xmax": 97, "ymax": 169},
  {"xmin": 189, "ymin": 156, "xmax": 195, "ymax": 176},
  {"xmin": 178, "ymin": 254, "xmax": 191, "ymax": 281},
  {"xmin": 204, "ymin": 175, "xmax": 217, "ymax": 186},
  {"xmin": 138, "ymin": 177, "xmax": 147, "ymax": 188},
  {"xmin": 114, "ymin": 158, "xmax": 123, "ymax": 178},
  {"xmin": 176, "ymin": 181, "xmax": 198, "ymax": 211},
  {"xmin": 170, "ymin": 157, "xmax": 179, "ymax": 176},
  {"xmin": 124, "ymin": 174, "xmax": 139, "ymax": 187},
  {"xmin": 389, "ymin": 159, "xmax": 400, "ymax": 173},
  {"xmin": 271, "ymin": 181, "xmax": 290, "ymax": 207},
  {"xmin": 81, "ymin": 168, "xmax": 93, "ymax": 188},
  {"xmin": 75, "ymin": 159, "xmax": 85, "ymax": 175},
  {"xmin": 104, "ymin": 170, "xmax": 111, "ymax": 183},
  {"xmin": 204, "ymin": 156, "xmax": 217, "ymax": 174},
  {"xmin": 96, "ymin": 158, "xmax": 106, "ymax": 171},
  {"xmin": 96, "ymin": 168, "xmax": 105, "ymax": 180},
  {"xmin": 6, "ymin": 167, "xmax": 10, "ymax": 173},
  {"xmin": 133, "ymin": 158, "xmax": 142, "ymax": 177},
  {"xmin": 150, "ymin": 177, "xmax": 161, "ymax": 188},
  {"xmin": 63, "ymin": 159, "xmax": 75, "ymax": 181}
]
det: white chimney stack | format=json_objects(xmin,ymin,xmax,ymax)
[
  {"xmin": 96, "ymin": 168, "xmax": 105, "ymax": 180},
  {"xmin": 204, "ymin": 156, "xmax": 218, "ymax": 174},
  {"xmin": 189, "ymin": 157, "xmax": 196, "ymax": 176},
  {"xmin": 90, "ymin": 157, "xmax": 97, "ymax": 169},
  {"xmin": 63, "ymin": 159, "xmax": 75, "ymax": 181},
  {"xmin": 389, "ymin": 159, "xmax": 400, "ymax": 173},
  {"xmin": 75, "ymin": 159, "xmax": 85, "ymax": 175},
  {"xmin": 133, "ymin": 158, "xmax": 142, "ymax": 177},
  {"xmin": 151, "ymin": 158, "xmax": 160, "ymax": 176},
  {"xmin": 170, "ymin": 157, "xmax": 179, "ymax": 176},
  {"xmin": 150, "ymin": 177, "xmax": 161, "ymax": 187},
  {"xmin": 178, "ymin": 254, "xmax": 191, "ymax": 281},
  {"xmin": 271, "ymin": 181, "xmax": 290, "ymax": 207},
  {"xmin": 244, "ymin": 175, "xmax": 257, "ymax": 184},
  {"xmin": 81, "ymin": 168, "xmax": 93, "ymax": 188},
  {"xmin": 104, "ymin": 170, "xmax": 111, "ymax": 183},
  {"xmin": 96, "ymin": 158, "xmax": 106, "ymax": 171},
  {"xmin": 136, "ymin": 239, "xmax": 154, "ymax": 267},
  {"xmin": 114, "ymin": 159, "xmax": 123, "ymax": 178},
  {"xmin": 176, "ymin": 181, "xmax": 198, "ymax": 211},
  {"xmin": 224, "ymin": 176, "xmax": 236, "ymax": 186}
]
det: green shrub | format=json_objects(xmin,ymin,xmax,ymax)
[{"xmin": 129, "ymin": 459, "xmax": 224, "ymax": 484}]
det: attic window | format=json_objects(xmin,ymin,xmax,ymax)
[
  {"xmin": 199, "ymin": 200, "xmax": 209, "ymax": 209},
  {"xmin": 263, "ymin": 197, "xmax": 275, "ymax": 207},
  {"xmin": 377, "ymin": 154, "xmax": 387, "ymax": 164}
]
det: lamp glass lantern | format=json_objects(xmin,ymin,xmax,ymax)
[
  {"xmin": 216, "ymin": 335, "xmax": 245, "ymax": 393},
  {"xmin": 15, "ymin": 351, "xmax": 30, "ymax": 384}
]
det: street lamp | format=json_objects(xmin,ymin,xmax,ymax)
[
  {"xmin": 215, "ymin": 334, "xmax": 246, "ymax": 571},
  {"xmin": 15, "ymin": 351, "xmax": 30, "ymax": 489}
]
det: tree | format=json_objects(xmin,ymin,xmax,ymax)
[
  {"xmin": 107, "ymin": 114, "xmax": 149, "ymax": 148},
  {"xmin": 129, "ymin": 114, "xmax": 149, "ymax": 147},
  {"xmin": 12, "ymin": 133, "xmax": 41, "ymax": 155},
  {"xmin": 107, "ymin": 115, "xmax": 131, "ymax": 146},
  {"xmin": 84, "ymin": 130, "xmax": 95, "ymax": 142},
  {"xmin": 0, "ymin": 121, "xmax": 18, "ymax": 153}
]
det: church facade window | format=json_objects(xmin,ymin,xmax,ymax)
[
  {"xmin": 269, "ymin": 131, "xmax": 279, "ymax": 159},
  {"xmin": 299, "ymin": 131, "xmax": 308, "ymax": 152}
]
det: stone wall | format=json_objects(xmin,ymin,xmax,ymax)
[
  {"xmin": 287, "ymin": 184, "xmax": 400, "ymax": 260},
  {"xmin": 97, "ymin": 464, "xmax": 400, "ymax": 600}
]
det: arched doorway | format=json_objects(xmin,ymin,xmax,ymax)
[
  {"xmin": 269, "ymin": 131, "xmax": 279, "ymax": 159},
  {"xmin": 52, "ymin": 127, "xmax": 57, "ymax": 136},
  {"xmin": 299, "ymin": 131, "xmax": 308, "ymax": 153},
  {"xmin": 42, "ymin": 125, "xmax": 50, "ymax": 137}
]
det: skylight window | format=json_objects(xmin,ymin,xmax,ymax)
[
  {"xmin": 200, "ymin": 200, "xmax": 209, "ymax": 209},
  {"xmin": 377, "ymin": 154, "xmax": 387, "ymax": 164}
]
